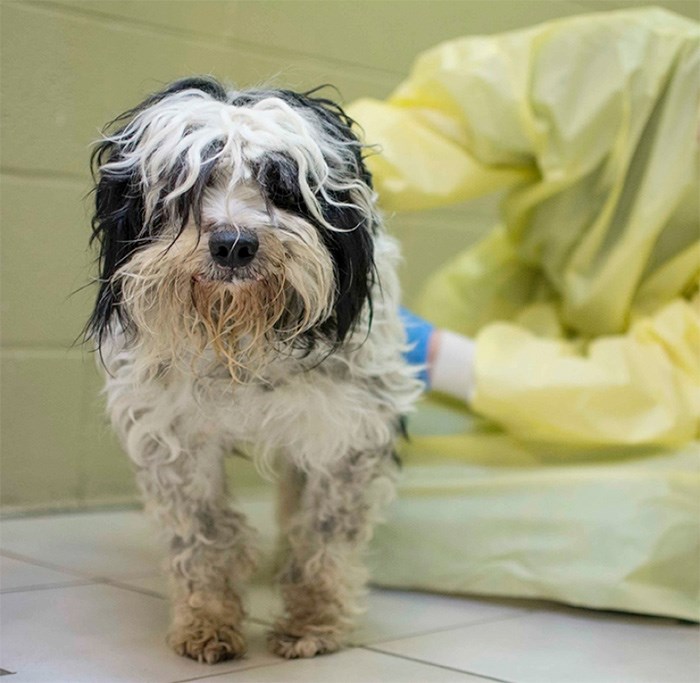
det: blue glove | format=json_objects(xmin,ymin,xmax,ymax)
[{"xmin": 399, "ymin": 307, "xmax": 433, "ymax": 387}]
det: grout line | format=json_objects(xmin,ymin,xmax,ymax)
[
  {"xmin": 365, "ymin": 609, "xmax": 539, "ymax": 648},
  {"xmin": 101, "ymin": 578, "xmax": 166, "ymax": 600},
  {"xmin": 22, "ymin": 0, "xmax": 231, "ymax": 49},
  {"xmin": 23, "ymin": 0, "xmax": 401, "ymax": 81},
  {"xmin": 0, "ymin": 500, "xmax": 142, "ymax": 520},
  {"xmin": 0, "ymin": 549, "xmax": 96, "ymax": 579},
  {"xmin": 362, "ymin": 646, "xmax": 516, "ymax": 683},
  {"xmin": 0, "ymin": 347, "xmax": 86, "ymax": 360},
  {"xmin": 169, "ymin": 657, "xmax": 293, "ymax": 683},
  {"xmin": 167, "ymin": 641, "xmax": 435, "ymax": 683},
  {"xmin": 0, "ymin": 166, "xmax": 89, "ymax": 184},
  {"xmin": 0, "ymin": 579, "xmax": 98, "ymax": 594},
  {"xmin": 0, "ymin": 549, "xmax": 162, "ymax": 588}
]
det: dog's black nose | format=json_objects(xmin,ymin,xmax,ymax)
[{"xmin": 209, "ymin": 231, "xmax": 259, "ymax": 269}]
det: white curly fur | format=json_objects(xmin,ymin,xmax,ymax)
[{"xmin": 94, "ymin": 84, "xmax": 421, "ymax": 663}]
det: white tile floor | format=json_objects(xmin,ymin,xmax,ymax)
[{"xmin": 1, "ymin": 503, "xmax": 698, "ymax": 683}]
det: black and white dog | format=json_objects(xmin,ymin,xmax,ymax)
[{"xmin": 88, "ymin": 77, "xmax": 420, "ymax": 662}]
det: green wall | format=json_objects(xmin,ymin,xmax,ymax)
[{"xmin": 1, "ymin": 0, "xmax": 697, "ymax": 512}]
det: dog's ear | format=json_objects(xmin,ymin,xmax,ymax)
[
  {"xmin": 86, "ymin": 77, "xmax": 228, "ymax": 347},
  {"xmin": 315, "ymin": 188, "xmax": 376, "ymax": 345},
  {"xmin": 253, "ymin": 91, "xmax": 377, "ymax": 345},
  {"xmin": 87, "ymin": 133, "xmax": 147, "ymax": 347}
]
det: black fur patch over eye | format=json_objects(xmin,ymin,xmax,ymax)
[
  {"xmin": 254, "ymin": 144, "xmax": 376, "ymax": 347},
  {"xmin": 247, "ymin": 88, "xmax": 378, "ymax": 346},
  {"xmin": 86, "ymin": 77, "xmax": 229, "ymax": 346},
  {"xmin": 255, "ymin": 152, "xmax": 307, "ymax": 217}
]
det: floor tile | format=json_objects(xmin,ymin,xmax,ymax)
[
  {"xmin": 0, "ymin": 501, "xmax": 275, "ymax": 581},
  {"xmin": 244, "ymin": 583, "xmax": 532, "ymax": 644},
  {"xmin": 0, "ymin": 583, "xmax": 279, "ymax": 683},
  {"xmin": 0, "ymin": 553, "xmax": 88, "ymax": 591},
  {"xmin": 0, "ymin": 511, "xmax": 162, "ymax": 578},
  {"xmin": 4, "ymin": 512, "xmax": 699, "ymax": 683},
  {"xmin": 118, "ymin": 576, "xmax": 531, "ymax": 647},
  {"xmin": 181, "ymin": 647, "xmax": 487, "ymax": 682},
  {"xmin": 358, "ymin": 588, "xmax": 534, "ymax": 645},
  {"xmin": 374, "ymin": 607, "xmax": 700, "ymax": 683}
]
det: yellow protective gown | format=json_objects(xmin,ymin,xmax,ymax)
[{"xmin": 349, "ymin": 8, "xmax": 700, "ymax": 620}]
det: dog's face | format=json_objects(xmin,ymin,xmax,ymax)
[{"xmin": 88, "ymin": 77, "xmax": 377, "ymax": 374}]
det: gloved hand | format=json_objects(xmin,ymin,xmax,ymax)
[
  {"xmin": 399, "ymin": 307, "xmax": 435, "ymax": 386},
  {"xmin": 400, "ymin": 307, "xmax": 476, "ymax": 403}
]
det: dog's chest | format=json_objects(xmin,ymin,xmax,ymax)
[
  {"xmin": 194, "ymin": 357, "xmax": 391, "ymax": 466},
  {"xmin": 208, "ymin": 367, "xmax": 345, "ymax": 440}
]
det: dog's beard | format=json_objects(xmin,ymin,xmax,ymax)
[{"xmin": 118, "ymin": 226, "xmax": 335, "ymax": 381}]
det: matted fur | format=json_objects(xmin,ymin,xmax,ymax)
[{"xmin": 89, "ymin": 77, "xmax": 421, "ymax": 663}]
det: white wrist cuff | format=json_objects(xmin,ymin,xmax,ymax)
[{"xmin": 430, "ymin": 330, "xmax": 477, "ymax": 404}]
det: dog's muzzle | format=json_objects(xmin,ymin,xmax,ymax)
[{"xmin": 209, "ymin": 230, "xmax": 259, "ymax": 269}]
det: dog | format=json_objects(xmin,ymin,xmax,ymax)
[{"xmin": 87, "ymin": 76, "xmax": 421, "ymax": 663}]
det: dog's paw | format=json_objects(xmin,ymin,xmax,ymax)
[
  {"xmin": 266, "ymin": 628, "xmax": 341, "ymax": 659},
  {"xmin": 168, "ymin": 620, "xmax": 247, "ymax": 664}
]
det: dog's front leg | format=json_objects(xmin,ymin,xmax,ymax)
[
  {"xmin": 138, "ymin": 445, "xmax": 256, "ymax": 663},
  {"xmin": 268, "ymin": 447, "xmax": 397, "ymax": 658},
  {"xmin": 116, "ymin": 398, "xmax": 257, "ymax": 663}
]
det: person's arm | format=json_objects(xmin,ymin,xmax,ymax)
[
  {"xmin": 470, "ymin": 297, "xmax": 700, "ymax": 446},
  {"xmin": 403, "ymin": 299, "xmax": 700, "ymax": 446},
  {"xmin": 401, "ymin": 308, "xmax": 477, "ymax": 404}
]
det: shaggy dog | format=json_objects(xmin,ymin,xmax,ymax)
[{"xmin": 87, "ymin": 76, "xmax": 420, "ymax": 662}]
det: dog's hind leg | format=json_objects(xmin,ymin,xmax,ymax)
[
  {"xmin": 268, "ymin": 446, "xmax": 398, "ymax": 658},
  {"xmin": 109, "ymin": 383, "xmax": 257, "ymax": 664}
]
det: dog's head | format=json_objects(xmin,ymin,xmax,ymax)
[{"xmin": 87, "ymin": 77, "xmax": 378, "ymax": 375}]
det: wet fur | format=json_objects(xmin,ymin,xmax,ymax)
[{"xmin": 89, "ymin": 77, "xmax": 421, "ymax": 662}]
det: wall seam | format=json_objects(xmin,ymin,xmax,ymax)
[{"xmin": 26, "ymin": 0, "xmax": 404, "ymax": 80}]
